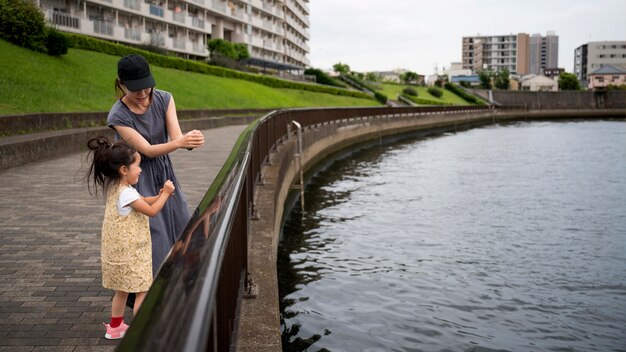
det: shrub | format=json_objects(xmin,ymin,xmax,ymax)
[
  {"xmin": 45, "ymin": 27, "xmax": 69, "ymax": 56},
  {"xmin": 63, "ymin": 33, "xmax": 375, "ymax": 101},
  {"xmin": 427, "ymin": 86, "xmax": 443, "ymax": 98},
  {"xmin": 304, "ymin": 68, "xmax": 344, "ymax": 87},
  {"xmin": 344, "ymin": 74, "xmax": 388, "ymax": 103},
  {"xmin": 374, "ymin": 91, "xmax": 388, "ymax": 104},
  {"xmin": 402, "ymin": 87, "xmax": 417, "ymax": 96},
  {"xmin": 400, "ymin": 94, "xmax": 450, "ymax": 106},
  {"xmin": 0, "ymin": 0, "xmax": 47, "ymax": 52},
  {"xmin": 443, "ymin": 82, "xmax": 487, "ymax": 105}
]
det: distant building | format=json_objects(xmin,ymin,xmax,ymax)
[
  {"xmin": 461, "ymin": 31, "xmax": 558, "ymax": 75},
  {"xmin": 450, "ymin": 75, "xmax": 481, "ymax": 87},
  {"xmin": 574, "ymin": 41, "xmax": 626, "ymax": 87},
  {"xmin": 520, "ymin": 74, "xmax": 558, "ymax": 91},
  {"xmin": 587, "ymin": 64, "xmax": 626, "ymax": 90},
  {"xmin": 38, "ymin": 0, "xmax": 310, "ymax": 70},
  {"xmin": 529, "ymin": 31, "xmax": 559, "ymax": 75},
  {"xmin": 443, "ymin": 62, "xmax": 472, "ymax": 82}
]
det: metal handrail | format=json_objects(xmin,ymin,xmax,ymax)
[{"xmin": 115, "ymin": 105, "xmax": 492, "ymax": 351}]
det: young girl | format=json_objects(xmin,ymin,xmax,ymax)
[{"xmin": 86, "ymin": 136, "xmax": 175, "ymax": 339}]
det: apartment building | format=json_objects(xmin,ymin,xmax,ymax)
[
  {"xmin": 529, "ymin": 31, "xmax": 558, "ymax": 75},
  {"xmin": 37, "ymin": 0, "xmax": 310, "ymax": 69},
  {"xmin": 574, "ymin": 41, "xmax": 626, "ymax": 86},
  {"xmin": 462, "ymin": 31, "xmax": 557, "ymax": 75}
]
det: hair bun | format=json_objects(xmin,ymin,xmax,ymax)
[{"xmin": 87, "ymin": 136, "xmax": 112, "ymax": 150}]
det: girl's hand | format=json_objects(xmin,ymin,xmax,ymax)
[{"xmin": 163, "ymin": 180, "xmax": 175, "ymax": 195}]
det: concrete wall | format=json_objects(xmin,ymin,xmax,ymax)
[
  {"xmin": 0, "ymin": 115, "xmax": 260, "ymax": 170},
  {"xmin": 0, "ymin": 109, "xmax": 270, "ymax": 136},
  {"xmin": 466, "ymin": 89, "xmax": 626, "ymax": 110}
]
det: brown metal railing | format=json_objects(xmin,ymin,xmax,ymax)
[{"xmin": 115, "ymin": 105, "xmax": 490, "ymax": 351}]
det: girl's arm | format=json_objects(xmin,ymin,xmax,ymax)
[
  {"xmin": 129, "ymin": 181, "xmax": 175, "ymax": 217},
  {"xmin": 113, "ymin": 96, "xmax": 204, "ymax": 158},
  {"xmin": 143, "ymin": 189, "xmax": 164, "ymax": 205}
]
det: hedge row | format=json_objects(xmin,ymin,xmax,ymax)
[
  {"xmin": 65, "ymin": 33, "xmax": 375, "ymax": 101},
  {"xmin": 400, "ymin": 94, "xmax": 451, "ymax": 106},
  {"xmin": 342, "ymin": 74, "xmax": 388, "ymax": 104},
  {"xmin": 444, "ymin": 82, "xmax": 487, "ymax": 105}
]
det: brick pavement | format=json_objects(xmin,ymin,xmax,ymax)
[{"xmin": 0, "ymin": 124, "xmax": 248, "ymax": 351}]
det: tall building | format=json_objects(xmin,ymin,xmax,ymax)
[
  {"xmin": 574, "ymin": 41, "xmax": 626, "ymax": 86},
  {"xmin": 529, "ymin": 31, "xmax": 558, "ymax": 75},
  {"xmin": 37, "ymin": 0, "xmax": 310, "ymax": 69},
  {"xmin": 462, "ymin": 31, "xmax": 558, "ymax": 75}
]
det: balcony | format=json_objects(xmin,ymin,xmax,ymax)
[
  {"xmin": 149, "ymin": 4, "xmax": 165, "ymax": 17},
  {"xmin": 191, "ymin": 16, "xmax": 205, "ymax": 29},
  {"xmin": 173, "ymin": 37, "xmax": 186, "ymax": 50},
  {"xmin": 94, "ymin": 20, "xmax": 114, "ymax": 36},
  {"xmin": 123, "ymin": 0, "xmax": 140, "ymax": 11},
  {"xmin": 50, "ymin": 10, "xmax": 80, "ymax": 29},
  {"xmin": 124, "ymin": 27, "xmax": 142, "ymax": 41},
  {"xmin": 172, "ymin": 11, "xmax": 185, "ymax": 24}
]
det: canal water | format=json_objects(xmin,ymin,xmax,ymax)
[{"xmin": 278, "ymin": 120, "xmax": 626, "ymax": 352}]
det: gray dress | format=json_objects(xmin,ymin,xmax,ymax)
[{"xmin": 107, "ymin": 89, "xmax": 190, "ymax": 277}]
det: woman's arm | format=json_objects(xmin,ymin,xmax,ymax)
[
  {"xmin": 165, "ymin": 96, "xmax": 204, "ymax": 151},
  {"xmin": 113, "ymin": 96, "xmax": 204, "ymax": 158}
]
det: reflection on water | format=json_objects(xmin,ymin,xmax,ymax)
[{"xmin": 278, "ymin": 121, "xmax": 626, "ymax": 352}]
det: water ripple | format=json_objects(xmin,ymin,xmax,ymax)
[{"xmin": 279, "ymin": 121, "xmax": 626, "ymax": 352}]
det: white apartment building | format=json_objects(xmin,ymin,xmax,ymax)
[
  {"xmin": 37, "ymin": 0, "xmax": 310, "ymax": 69},
  {"xmin": 574, "ymin": 41, "xmax": 626, "ymax": 87},
  {"xmin": 462, "ymin": 31, "xmax": 558, "ymax": 75}
]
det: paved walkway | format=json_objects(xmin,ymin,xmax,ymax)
[{"xmin": 0, "ymin": 124, "xmax": 248, "ymax": 351}]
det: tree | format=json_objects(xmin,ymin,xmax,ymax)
[
  {"xmin": 365, "ymin": 72, "xmax": 381, "ymax": 82},
  {"xmin": 400, "ymin": 71, "xmax": 419, "ymax": 84},
  {"xmin": 207, "ymin": 39, "xmax": 249, "ymax": 61},
  {"xmin": 333, "ymin": 62, "xmax": 351, "ymax": 75},
  {"xmin": 494, "ymin": 68, "xmax": 510, "ymax": 90},
  {"xmin": 558, "ymin": 72, "xmax": 581, "ymax": 91},
  {"xmin": 233, "ymin": 43, "xmax": 250, "ymax": 60},
  {"xmin": 478, "ymin": 69, "xmax": 492, "ymax": 89}
]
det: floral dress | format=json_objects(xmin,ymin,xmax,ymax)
[{"xmin": 101, "ymin": 184, "xmax": 152, "ymax": 292}]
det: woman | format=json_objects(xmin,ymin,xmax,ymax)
[{"xmin": 107, "ymin": 54, "xmax": 204, "ymax": 277}]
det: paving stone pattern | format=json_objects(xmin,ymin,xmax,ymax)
[{"xmin": 0, "ymin": 125, "xmax": 247, "ymax": 351}]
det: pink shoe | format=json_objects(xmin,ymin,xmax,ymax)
[{"xmin": 103, "ymin": 322, "xmax": 129, "ymax": 339}]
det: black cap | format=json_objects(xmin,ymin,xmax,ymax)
[{"xmin": 117, "ymin": 54, "xmax": 156, "ymax": 92}]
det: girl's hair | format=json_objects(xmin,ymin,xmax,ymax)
[{"xmin": 86, "ymin": 136, "xmax": 137, "ymax": 197}]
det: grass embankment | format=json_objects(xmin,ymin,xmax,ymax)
[
  {"xmin": 379, "ymin": 83, "xmax": 470, "ymax": 105},
  {"xmin": 0, "ymin": 39, "xmax": 379, "ymax": 116}
]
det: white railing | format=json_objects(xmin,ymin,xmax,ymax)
[
  {"xmin": 172, "ymin": 11, "xmax": 185, "ymax": 23},
  {"xmin": 212, "ymin": 0, "xmax": 226, "ymax": 13},
  {"xmin": 94, "ymin": 20, "xmax": 114, "ymax": 36},
  {"xmin": 123, "ymin": 0, "xmax": 140, "ymax": 11},
  {"xmin": 124, "ymin": 27, "xmax": 142, "ymax": 41},
  {"xmin": 173, "ymin": 38, "xmax": 186, "ymax": 50},
  {"xmin": 51, "ymin": 10, "xmax": 80, "ymax": 29},
  {"xmin": 191, "ymin": 16, "xmax": 205, "ymax": 29}
]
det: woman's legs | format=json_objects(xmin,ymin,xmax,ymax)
[{"xmin": 133, "ymin": 291, "xmax": 147, "ymax": 315}]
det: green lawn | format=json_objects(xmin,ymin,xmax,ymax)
[
  {"xmin": 0, "ymin": 39, "xmax": 379, "ymax": 115},
  {"xmin": 379, "ymin": 83, "xmax": 472, "ymax": 105}
]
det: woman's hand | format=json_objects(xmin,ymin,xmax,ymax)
[{"xmin": 177, "ymin": 129, "xmax": 205, "ymax": 150}]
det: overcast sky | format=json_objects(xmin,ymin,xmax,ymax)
[{"xmin": 308, "ymin": 0, "xmax": 626, "ymax": 75}]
